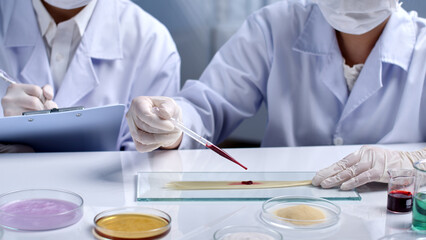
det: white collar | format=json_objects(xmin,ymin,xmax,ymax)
[
  {"xmin": 72, "ymin": 0, "xmax": 98, "ymax": 36},
  {"xmin": 32, "ymin": 0, "xmax": 98, "ymax": 44},
  {"xmin": 32, "ymin": 0, "xmax": 55, "ymax": 44}
]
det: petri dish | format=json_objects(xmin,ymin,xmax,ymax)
[
  {"xmin": 214, "ymin": 225, "xmax": 283, "ymax": 240},
  {"xmin": 260, "ymin": 196, "xmax": 340, "ymax": 230},
  {"xmin": 0, "ymin": 189, "xmax": 83, "ymax": 231},
  {"xmin": 93, "ymin": 207, "xmax": 171, "ymax": 240}
]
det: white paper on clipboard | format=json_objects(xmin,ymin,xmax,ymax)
[{"xmin": 0, "ymin": 104, "xmax": 125, "ymax": 152}]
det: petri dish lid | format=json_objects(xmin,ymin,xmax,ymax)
[
  {"xmin": 260, "ymin": 196, "xmax": 341, "ymax": 230},
  {"xmin": 0, "ymin": 189, "xmax": 84, "ymax": 231},
  {"xmin": 214, "ymin": 225, "xmax": 283, "ymax": 240}
]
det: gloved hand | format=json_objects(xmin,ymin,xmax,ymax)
[
  {"xmin": 312, "ymin": 145, "xmax": 426, "ymax": 190},
  {"xmin": 2, "ymin": 83, "xmax": 58, "ymax": 116},
  {"xmin": 126, "ymin": 96, "xmax": 183, "ymax": 152}
]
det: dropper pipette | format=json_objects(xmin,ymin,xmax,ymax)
[{"xmin": 153, "ymin": 107, "xmax": 247, "ymax": 170}]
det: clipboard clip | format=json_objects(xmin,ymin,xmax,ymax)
[{"xmin": 22, "ymin": 106, "xmax": 84, "ymax": 115}]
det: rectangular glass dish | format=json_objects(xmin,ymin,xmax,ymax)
[{"xmin": 137, "ymin": 172, "xmax": 361, "ymax": 201}]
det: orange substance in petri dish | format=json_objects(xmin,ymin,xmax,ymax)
[{"xmin": 94, "ymin": 213, "xmax": 170, "ymax": 240}]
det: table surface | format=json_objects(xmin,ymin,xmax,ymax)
[{"xmin": 0, "ymin": 143, "xmax": 425, "ymax": 240}]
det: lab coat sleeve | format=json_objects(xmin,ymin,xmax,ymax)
[
  {"xmin": 422, "ymin": 79, "xmax": 426, "ymax": 140},
  {"xmin": 420, "ymin": 29, "xmax": 426, "ymax": 140},
  {"xmin": 177, "ymin": 13, "xmax": 272, "ymax": 149},
  {"xmin": 0, "ymin": 1, "xmax": 12, "ymax": 117}
]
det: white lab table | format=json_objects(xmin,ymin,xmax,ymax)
[{"xmin": 0, "ymin": 143, "xmax": 425, "ymax": 240}]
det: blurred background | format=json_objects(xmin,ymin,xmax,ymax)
[{"xmin": 132, "ymin": 0, "xmax": 426, "ymax": 147}]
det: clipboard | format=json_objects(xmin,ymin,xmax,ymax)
[{"xmin": 0, "ymin": 104, "xmax": 125, "ymax": 152}]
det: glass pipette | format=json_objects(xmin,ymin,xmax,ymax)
[{"xmin": 153, "ymin": 107, "xmax": 247, "ymax": 170}]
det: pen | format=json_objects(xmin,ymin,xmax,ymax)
[
  {"xmin": 153, "ymin": 107, "xmax": 248, "ymax": 170},
  {"xmin": 0, "ymin": 69, "xmax": 16, "ymax": 84}
]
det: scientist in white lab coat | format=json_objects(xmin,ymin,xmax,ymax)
[
  {"xmin": 126, "ymin": 0, "xmax": 426, "ymax": 189},
  {"xmin": 0, "ymin": 0, "xmax": 180, "ymax": 152}
]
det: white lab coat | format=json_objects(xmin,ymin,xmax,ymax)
[
  {"xmin": 0, "ymin": 0, "xmax": 181, "ymax": 150},
  {"xmin": 177, "ymin": 0, "xmax": 426, "ymax": 149}
]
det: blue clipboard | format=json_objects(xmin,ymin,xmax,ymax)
[{"xmin": 0, "ymin": 104, "xmax": 125, "ymax": 152}]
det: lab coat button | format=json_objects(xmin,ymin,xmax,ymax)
[
  {"xmin": 333, "ymin": 137, "xmax": 344, "ymax": 145},
  {"xmin": 56, "ymin": 54, "xmax": 63, "ymax": 61}
]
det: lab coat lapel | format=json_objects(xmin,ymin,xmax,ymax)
[
  {"xmin": 53, "ymin": 0, "xmax": 122, "ymax": 107},
  {"xmin": 53, "ymin": 45, "xmax": 98, "ymax": 107},
  {"xmin": 4, "ymin": 1, "xmax": 53, "ymax": 87},
  {"xmin": 20, "ymin": 37, "xmax": 53, "ymax": 87},
  {"xmin": 338, "ymin": 7, "xmax": 415, "ymax": 121},
  {"xmin": 82, "ymin": 0, "xmax": 122, "ymax": 60},
  {"xmin": 340, "ymin": 46, "xmax": 383, "ymax": 121},
  {"xmin": 317, "ymin": 55, "xmax": 347, "ymax": 106},
  {"xmin": 292, "ymin": 5, "xmax": 348, "ymax": 105}
]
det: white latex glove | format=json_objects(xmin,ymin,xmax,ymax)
[
  {"xmin": 2, "ymin": 83, "xmax": 58, "ymax": 116},
  {"xmin": 312, "ymin": 145, "xmax": 426, "ymax": 190},
  {"xmin": 126, "ymin": 96, "xmax": 183, "ymax": 152}
]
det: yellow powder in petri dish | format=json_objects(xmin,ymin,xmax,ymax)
[
  {"xmin": 274, "ymin": 204, "xmax": 326, "ymax": 226},
  {"xmin": 95, "ymin": 213, "xmax": 170, "ymax": 239}
]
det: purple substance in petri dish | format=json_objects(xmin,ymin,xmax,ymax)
[{"xmin": 0, "ymin": 198, "xmax": 82, "ymax": 231}]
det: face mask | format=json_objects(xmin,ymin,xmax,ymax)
[
  {"xmin": 44, "ymin": 0, "xmax": 92, "ymax": 10},
  {"xmin": 313, "ymin": 0, "xmax": 398, "ymax": 35}
]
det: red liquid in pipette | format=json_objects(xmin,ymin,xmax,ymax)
[{"xmin": 206, "ymin": 144, "xmax": 247, "ymax": 170}]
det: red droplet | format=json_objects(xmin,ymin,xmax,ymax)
[{"xmin": 241, "ymin": 181, "xmax": 253, "ymax": 185}]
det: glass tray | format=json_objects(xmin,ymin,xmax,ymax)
[{"xmin": 136, "ymin": 172, "xmax": 361, "ymax": 201}]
